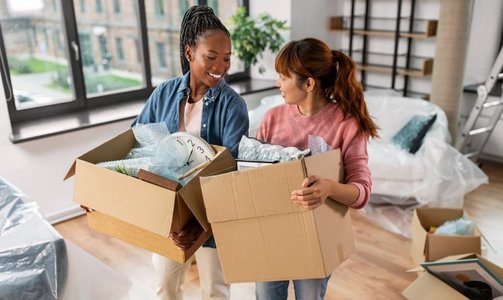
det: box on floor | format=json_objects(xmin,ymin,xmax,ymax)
[
  {"xmin": 403, "ymin": 253, "xmax": 503, "ymax": 300},
  {"xmin": 200, "ymin": 149, "xmax": 355, "ymax": 283},
  {"xmin": 410, "ymin": 207, "xmax": 481, "ymax": 265},
  {"xmin": 65, "ymin": 129, "xmax": 235, "ymax": 263}
]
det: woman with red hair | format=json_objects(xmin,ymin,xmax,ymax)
[{"xmin": 255, "ymin": 37, "xmax": 378, "ymax": 300}]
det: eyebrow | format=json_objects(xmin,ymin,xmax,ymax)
[{"xmin": 207, "ymin": 49, "xmax": 232, "ymax": 56}]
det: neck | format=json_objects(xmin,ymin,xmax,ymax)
[{"xmin": 297, "ymin": 94, "xmax": 329, "ymax": 116}]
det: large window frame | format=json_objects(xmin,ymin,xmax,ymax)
[{"xmin": 0, "ymin": 0, "xmax": 250, "ymax": 139}]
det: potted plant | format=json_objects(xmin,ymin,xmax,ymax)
[{"xmin": 228, "ymin": 7, "xmax": 288, "ymax": 74}]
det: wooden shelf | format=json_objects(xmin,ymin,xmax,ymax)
[
  {"xmin": 330, "ymin": 16, "xmax": 437, "ymax": 39},
  {"xmin": 345, "ymin": 51, "xmax": 434, "ymax": 77}
]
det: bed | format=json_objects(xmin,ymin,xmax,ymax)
[{"xmin": 248, "ymin": 91, "xmax": 488, "ymax": 236}]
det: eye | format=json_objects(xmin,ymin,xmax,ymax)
[
  {"xmin": 207, "ymin": 56, "xmax": 216, "ymax": 60},
  {"xmin": 224, "ymin": 57, "xmax": 231, "ymax": 62}
]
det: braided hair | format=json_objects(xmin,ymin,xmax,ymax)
[{"xmin": 179, "ymin": 5, "xmax": 230, "ymax": 74}]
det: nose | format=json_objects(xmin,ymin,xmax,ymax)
[
  {"xmin": 275, "ymin": 78, "xmax": 280, "ymax": 88},
  {"xmin": 213, "ymin": 59, "xmax": 230, "ymax": 74}
]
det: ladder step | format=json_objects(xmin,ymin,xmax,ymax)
[
  {"xmin": 483, "ymin": 100, "xmax": 503, "ymax": 108},
  {"xmin": 469, "ymin": 127, "xmax": 494, "ymax": 136}
]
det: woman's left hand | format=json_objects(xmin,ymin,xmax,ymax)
[{"xmin": 291, "ymin": 175, "xmax": 330, "ymax": 210}]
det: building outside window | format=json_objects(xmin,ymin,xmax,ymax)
[{"xmin": 0, "ymin": 0, "xmax": 249, "ymax": 139}]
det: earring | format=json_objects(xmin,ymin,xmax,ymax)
[{"xmin": 186, "ymin": 56, "xmax": 191, "ymax": 62}]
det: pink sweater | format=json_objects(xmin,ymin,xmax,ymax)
[{"xmin": 256, "ymin": 103, "xmax": 371, "ymax": 209}]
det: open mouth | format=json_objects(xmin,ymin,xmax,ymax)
[{"xmin": 208, "ymin": 72, "xmax": 224, "ymax": 79}]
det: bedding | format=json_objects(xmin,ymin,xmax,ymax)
[{"xmin": 248, "ymin": 91, "xmax": 488, "ymax": 236}]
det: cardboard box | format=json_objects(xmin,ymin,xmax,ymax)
[
  {"xmin": 200, "ymin": 149, "xmax": 355, "ymax": 283},
  {"xmin": 403, "ymin": 253, "xmax": 503, "ymax": 300},
  {"xmin": 410, "ymin": 207, "xmax": 481, "ymax": 265},
  {"xmin": 64, "ymin": 129, "xmax": 235, "ymax": 263}
]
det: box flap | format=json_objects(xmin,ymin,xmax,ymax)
[
  {"xmin": 64, "ymin": 129, "xmax": 135, "ymax": 180},
  {"xmin": 427, "ymin": 235, "xmax": 481, "ymax": 261},
  {"xmin": 411, "ymin": 209, "xmax": 429, "ymax": 265},
  {"xmin": 303, "ymin": 149, "xmax": 342, "ymax": 181},
  {"xmin": 200, "ymin": 159, "xmax": 306, "ymax": 223},
  {"xmin": 416, "ymin": 207, "xmax": 464, "ymax": 230},
  {"xmin": 402, "ymin": 272, "xmax": 468, "ymax": 300},
  {"xmin": 179, "ymin": 146, "xmax": 235, "ymax": 231},
  {"xmin": 73, "ymin": 159, "xmax": 177, "ymax": 237}
]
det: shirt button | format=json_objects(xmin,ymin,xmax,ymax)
[
  {"xmin": 205, "ymin": 102, "xmax": 209, "ymax": 106},
  {"xmin": 203, "ymin": 124, "xmax": 207, "ymax": 128}
]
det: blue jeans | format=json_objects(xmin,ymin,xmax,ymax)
[{"xmin": 255, "ymin": 275, "xmax": 331, "ymax": 300}]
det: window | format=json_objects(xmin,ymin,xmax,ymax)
[
  {"xmin": 155, "ymin": 0, "xmax": 165, "ymax": 16},
  {"xmin": 0, "ymin": 0, "xmax": 249, "ymax": 140},
  {"xmin": 80, "ymin": 0, "xmax": 86, "ymax": 12},
  {"xmin": 95, "ymin": 0, "xmax": 103, "ymax": 13},
  {"xmin": 116, "ymin": 38, "xmax": 124, "ymax": 63},
  {"xmin": 113, "ymin": 0, "xmax": 121, "ymax": 14},
  {"xmin": 156, "ymin": 42, "xmax": 167, "ymax": 69}
]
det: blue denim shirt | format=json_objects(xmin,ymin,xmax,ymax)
[{"xmin": 132, "ymin": 72, "xmax": 249, "ymax": 247}]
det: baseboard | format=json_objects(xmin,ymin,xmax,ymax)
[
  {"xmin": 46, "ymin": 205, "xmax": 85, "ymax": 225},
  {"xmin": 480, "ymin": 153, "xmax": 503, "ymax": 164}
]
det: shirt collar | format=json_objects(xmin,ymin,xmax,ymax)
[{"xmin": 177, "ymin": 71, "xmax": 225, "ymax": 103}]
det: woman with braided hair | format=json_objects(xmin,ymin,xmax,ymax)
[
  {"xmin": 132, "ymin": 5, "xmax": 248, "ymax": 299},
  {"xmin": 255, "ymin": 38, "xmax": 378, "ymax": 300}
]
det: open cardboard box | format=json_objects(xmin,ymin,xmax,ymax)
[
  {"xmin": 200, "ymin": 149, "xmax": 355, "ymax": 283},
  {"xmin": 64, "ymin": 129, "xmax": 235, "ymax": 263},
  {"xmin": 403, "ymin": 253, "xmax": 503, "ymax": 299},
  {"xmin": 410, "ymin": 207, "xmax": 481, "ymax": 265}
]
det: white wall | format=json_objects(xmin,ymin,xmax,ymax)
[
  {"xmin": 463, "ymin": 0, "xmax": 503, "ymax": 85},
  {"xmin": 249, "ymin": 1, "xmax": 341, "ymax": 80}
]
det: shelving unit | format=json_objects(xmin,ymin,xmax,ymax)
[{"xmin": 329, "ymin": 0, "xmax": 438, "ymax": 97}]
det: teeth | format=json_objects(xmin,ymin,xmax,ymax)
[{"xmin": 209, "ymin": 73, "xmax": 222, "ymax": 79}]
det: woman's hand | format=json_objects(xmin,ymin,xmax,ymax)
[
  {"xmin": 291, "ymin": 175, "xmax": 331, "ymax": 210},
  {"xmin": 169, "ymin": 218, "xmax": 203, "ymax": 250}
]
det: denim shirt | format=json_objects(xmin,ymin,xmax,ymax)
[{"xmin": 132, "ymin": 72, "xmax": 249, "ymax": 248}]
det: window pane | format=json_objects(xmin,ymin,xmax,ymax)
[
  {"xmin": 0, "ymin": 0, "xmax": 74, "ymax": 110},
  {"xmin": 147, "ymin": 0, "xmax": 197, "ymax": 86},
  {"xmin": 74, "ymin": 1, "xmax": 144, "ymax": 97}
]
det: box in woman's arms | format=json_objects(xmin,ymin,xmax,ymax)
[
  {"xmin": 200, "ymin": 148, "xmax": 353, "ymax": 283},
  {"xmin": 64, "ymin": 129, "xmax": 236, "ymax": 263}
]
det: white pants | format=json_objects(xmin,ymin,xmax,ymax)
[{"xmin": 152, "ymin": 247, "xmax": 230, "ymax": 300}]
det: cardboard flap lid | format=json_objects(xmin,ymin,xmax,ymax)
[
  {"xmin": 200, "ymin": 149, "xmax": 343, "ymax": 223},
  {"xmin": 179, "ymin": 146, "xmax": 235, "ymax": 231},
  {"xmin": 303, "ymin": 148, "xmax": 342, "ymax": 181},
  {"xmin": 402, "ymin": 272, "xmax": 468, "ymax": 300},
  {"xmin": 64, "ymin": 129, "xmax": 135, "ymax": 180},
  {"xmin": 416, "ymin": 207, "xmax": 464, "ymax": 229},
  {"xmin": 200, "ymin": 159, "xmax": 306, "ymax": 223}
]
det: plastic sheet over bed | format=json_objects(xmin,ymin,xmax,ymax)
[
  {"xmin": 0, "ymin": 177, "xmax": 68, "ymax": 300},
  {"xmin": 360, "ymin": 91, "xmax": 488, "ymax": 237}
]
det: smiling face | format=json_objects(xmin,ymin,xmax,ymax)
[
  {"xmin": 185, "ymin": 30, "xmax": 231, "ymax": 92},
  {"xmin": 276, "ymin": 72, "xmax": 308, "ymax": 105}
]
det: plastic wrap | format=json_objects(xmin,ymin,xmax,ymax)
[
  {"xmin": 360, "ymin": 91, "xmax": 488, "ymax": 237},
  {"xmin": 0, "ymin": 177, "xmax": 68, "ymax": 300}
]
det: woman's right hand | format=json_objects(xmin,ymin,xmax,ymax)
[{"xmin": 169, "ymin": 218, "xmax": 203, "ymax": 250}]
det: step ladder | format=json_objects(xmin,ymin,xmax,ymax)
[{"xmin": 456, "ymin": 45, "xmax": 503, "ymax": 162}]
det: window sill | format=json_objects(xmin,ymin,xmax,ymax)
[{"xmin": 10, "ymin": 78, "xmax": 277, "ymax": 144}]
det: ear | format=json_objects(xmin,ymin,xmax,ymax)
[
  {"xmin": 305, "ymin": 77, "xmax": 316, "ymax": 93},
  {"xmin": 184, "ymin": 45, "xmax": 192, "ymax": 62}
]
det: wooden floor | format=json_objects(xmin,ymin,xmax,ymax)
[{"xmin": 54, "ymin": 160, "xmax": 503, "ymax": 300}]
